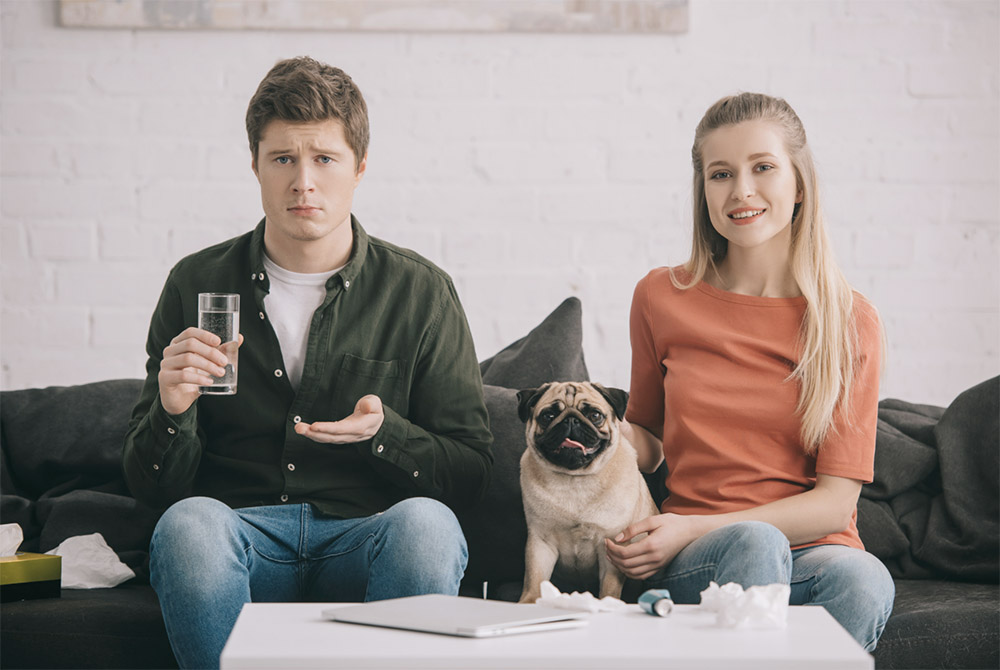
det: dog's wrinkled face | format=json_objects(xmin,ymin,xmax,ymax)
[{"xmin": 517, "ymin": 382, "xmax": 628, "ymax": 471}]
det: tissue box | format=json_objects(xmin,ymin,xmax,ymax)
[{"xmin": 0, "ymin": 552, "xmax": 61, "ymax": 602}]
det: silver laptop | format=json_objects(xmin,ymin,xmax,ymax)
[{"xmin": 322, "ymin": 594, "xmax": 589, "ymax": 638}]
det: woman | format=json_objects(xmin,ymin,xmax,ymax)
[{"xmin": 606, "ymin": 93, "xmax": 894, "ymax": 652}]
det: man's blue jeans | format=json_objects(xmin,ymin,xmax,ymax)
[
  {"xmin": 149, "ymin": 496, "xmax": 467, "ymax": 669},
  {"xmin": 642, "ymin": 521, "xmax": 895, "ymax": 652}
]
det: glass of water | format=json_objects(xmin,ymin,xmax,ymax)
[{"xmin": 197, "ymin": 293, "xmax": 239, "ymax": 395}]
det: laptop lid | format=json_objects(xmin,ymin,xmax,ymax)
[{"xmin": 322, "ymin": 594, "xmax": 589, "ymax": 638}]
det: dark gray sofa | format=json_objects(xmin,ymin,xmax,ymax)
[{"xmin": 2, "ymin": 298, "xmax": 997, "ymax": 669}]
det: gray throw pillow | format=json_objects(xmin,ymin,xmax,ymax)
[
  {"xmin": 479, "ymin": 297, "xmax": 589, "ymax": 389},
  {"xmin": 459, "ymin": 297, "xmax": 590, "ymax": 594},
  {"xmin": 0, "ymin": 379, "xmax": 158, "ymax": 561}
]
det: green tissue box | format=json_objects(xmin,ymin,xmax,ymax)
[{"xmin": 0, "ymin": 552, "xmax": 61, "ymax": 602}]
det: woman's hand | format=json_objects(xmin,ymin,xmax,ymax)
[
  {"xmin": 606, "ymin": 474, "xmax": 864, "ymax": 581},
  {"xmin": 605, "ymin": 513, "xmax": 697, "ymax": 581}
]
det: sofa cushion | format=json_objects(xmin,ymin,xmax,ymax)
[
  {"xmin": 0, "ymin": 583, "xmax": 177, "ymax": 669},
  {"xmin": 1, "ymin": 379, "xmax": 144, "ymax": 498},
  {"xmin": 873, "ymin": 579, "xmax": 999, "ymax": 669},
  {"xmin": 859, "ymin": 376, "xmax": 999, "ymax": 581},
  {"xmin": 0, "ymin": 379, "xmax": 156, "ymax": 579},
  {"xmin": 459, "ymin": 297, "xmax": 590, "ymax": 595}
]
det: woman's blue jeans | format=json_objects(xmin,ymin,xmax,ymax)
[
  {"xmin": 642, "ymin": 521, "xmax": 895, "ymax": 652},
  {"xmin": 149, "ymin": 496, "xmax": 468, "ymax": 669}
]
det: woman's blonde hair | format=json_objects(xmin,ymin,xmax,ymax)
[{"xmin": 677, "ymin": 92, "xmax": 873, "ymax": 455}]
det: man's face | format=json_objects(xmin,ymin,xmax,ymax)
[{"xmin": 252, "ymin": 118, "xmax": 366, "ymax": 251}]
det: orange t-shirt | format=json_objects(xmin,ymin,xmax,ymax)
[{"xmin": 625, "ymin": 267, "xmax": 882, "ymax": 550}]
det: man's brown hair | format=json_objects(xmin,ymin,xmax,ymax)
[{"xmin": 246, "ymin": 56, "xmax": 369, "ymax": 172}]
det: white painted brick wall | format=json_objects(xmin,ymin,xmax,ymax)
[{"xmin": 1, "ymin": 0, "xmax": 998, "ymax": 408}]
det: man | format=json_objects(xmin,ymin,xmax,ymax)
[{"xmin": 123, "ymin": 57, "xmax": 493, "ymax": 670}]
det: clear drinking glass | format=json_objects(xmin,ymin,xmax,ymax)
[{"xmin": 197, "ymin": 293, "xmax": 239, "ymax": 395}]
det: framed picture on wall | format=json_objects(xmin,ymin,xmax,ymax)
[{"xmin": 59, "ymin": 0, "xmax": 688, "ymax": 34}]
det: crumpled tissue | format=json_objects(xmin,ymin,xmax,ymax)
[
  {"xmin": 699, "ymin": 581, "xmax": 790, "ymax": 629},
  {"xmin": 45, "ymin": 533, "xmax": 135, "ymax": 589},
  {"xmin": 535, "ymin": 580, "xmax": 628, "ymax": 613},
  {"xmin": 1, "ymin": 523, "xmax": 24, "ymax": 557}
]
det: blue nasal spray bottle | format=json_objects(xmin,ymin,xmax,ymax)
[{"xmin": 638, "ymin": 588, "xmax": 674, "ymax": 616}]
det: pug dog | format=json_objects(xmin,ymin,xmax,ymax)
[{"xmin": 516, "ymin": 381, "xmax": 658, "ymax": 603}]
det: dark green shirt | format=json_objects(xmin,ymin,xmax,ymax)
[{"xmin": 123, "ymin": 217, "xmax": 493, "ymax": 517}]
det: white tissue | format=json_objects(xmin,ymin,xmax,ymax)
[
  {"xmin": 699, "ymin": 581, "xmax": 790, "ymax": 629},
  {"xmin": 535, "ymin": 580, "xmax": 628, "ymax": 613},
  {"xmin": 0, "ymin": 523, "xmax": 24, "ymax": 557},
  {"xmin": 45, "ymin": 533, "xmax": 135, "ymax": 589}
]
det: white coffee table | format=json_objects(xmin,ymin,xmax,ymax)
[{"xmin": 220, "ymin": 601, "xmax": 873, "ymax": 669}]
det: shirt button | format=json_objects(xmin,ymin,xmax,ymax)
[
  {"xmin": 376, "ymin": 444, "xmax": 384, "ymax": 453},
  {"xmin": 259, "ymin": 272, "xmax": 266, "ymax": 281},
  {"xmin": 275, "ymin": 369, "xmax": 283, "ymax": 377},
  {"xmin": 413, "ymin": 470, "xmax": 419, "ymax": 478},
  {"xmin": 259, "ymin": 312, "xmax": 265, "ymax": 320},
  {"xmin": 344, "ymin": 279, "xmax": 351, "ymax": 289},
  {"xmin": 280, "ymin": 494, "xmax": 289, "ymax": 502},
  {"xmin": 153, "ymin": 464, "xmax": 160, "ymax": 471},
  {"xmin": 287, "ymin": 463, "xmax": 295, "ymax": 471},
  {"xmin": 167, "ymin": 427, "xmax": 176, "ymax": 435},
  {"xmin": 293, "ymin": 416, "xmax": 302, "ymax": 424},
  {"xmin": 251, "ymin": 273, "xmax": 256, "ymax": 280}
]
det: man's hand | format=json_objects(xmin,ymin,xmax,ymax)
[
  {"xmin": 605, "ymin": 513, "xmax": 697, "ymax": 581},
  {"xmin": 295, "ymin": 395, "xmax": 385, "ymax": 444},
  {"xmin": 158, "ymin": 328, "xmax": 244, "ymax": 416}
]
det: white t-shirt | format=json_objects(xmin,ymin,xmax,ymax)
[{"xmin": 262, "ymin": 255, "xmax": 343, "ymax": 391}]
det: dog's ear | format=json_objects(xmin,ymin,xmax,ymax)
[
  {"xmin": 591, "ymin": 383, "xmax": 628, "ymax": 420},
  {"xmin": 516, "ymin": 383, "xmax": 551, "ymax": 423}
]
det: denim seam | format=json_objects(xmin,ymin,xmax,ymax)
[
  {"xmin": 298, "ymin": 504, "xmax": 308, "ymax": 557},
  {"xmin": 297, "ymin": 504, "xmax": 308, "ymax": 592},
  {"xmin": 362, "ymin": 532, "xmax": 378, "ymax": 601},
  {"xmin": 246, "ymin": 545, "xmax": 297, "ymax": 564},
  {"xmin": 659, "ymin": 564, "xmax": 717, "ymax": 582},
  {"xmin": 789, "ymin": 575, "xmax": 818, "ymax": 605},
  {"xmin": 307, "ymin": 534, "xmax": 376, "ymax": 561},
  {"xmin": 790, "ymin": 547, "xmax": 829, "ymax": 583}
]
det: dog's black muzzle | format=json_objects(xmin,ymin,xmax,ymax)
[{"xmin": 536, "ymin": 411, "xmax": 610, "ymax": 471}]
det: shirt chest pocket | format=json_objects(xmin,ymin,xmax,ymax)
[{"xmin": 340, "ymin": 354, "xmax": 406, "ymax": 411}]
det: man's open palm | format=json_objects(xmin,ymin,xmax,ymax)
[{"xmin": 295, "ymin": 395, "xmax": 384, "ymax": 443}]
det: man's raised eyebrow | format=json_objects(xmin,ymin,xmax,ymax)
[{"xmin": 263, "ymin": 147, "xmax": 346, "ymax": 157}]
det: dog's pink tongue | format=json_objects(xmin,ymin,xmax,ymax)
[{"xmin": 561, "ymin": 438, "xmax": 587, "ymax": 451}]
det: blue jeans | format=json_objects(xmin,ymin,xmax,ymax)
[
  {"xmin": 643, "ymin": 521, "xmax": 895, "ymax": 652},
  {"xmin": 149, "ymin": 496, "xmax": 467, "ymax": 669}
]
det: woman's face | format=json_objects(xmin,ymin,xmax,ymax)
[{"xmin": 700, "ymin": 120, "xmax": 802, "ymax": 260}]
